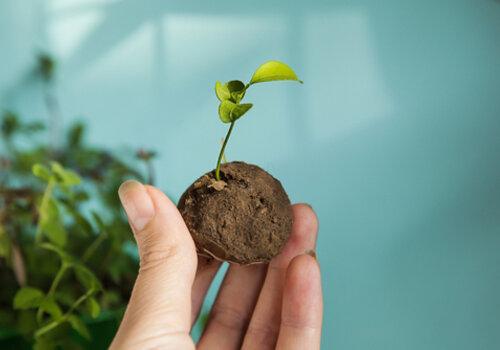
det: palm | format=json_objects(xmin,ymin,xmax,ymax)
[{"xmin": 111, "ymin": 183, "xmax": 322, "ymax": 350}]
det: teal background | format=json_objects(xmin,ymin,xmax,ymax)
[{"xmin": 1, "ymin": 0, "xmax": 500, "ymax": 348}]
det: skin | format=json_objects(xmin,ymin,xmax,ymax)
[{"xmin": 110, "ymin": 180, "xmax": 323, "ymax": 350}]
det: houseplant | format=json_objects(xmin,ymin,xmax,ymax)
[{"xmin": 0, "ymin": 54, "xmax": 153, "ymax": 349}]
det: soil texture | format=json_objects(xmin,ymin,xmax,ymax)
[{"xmin": 178, "ymin": 161, "xmax": 292, "ymax": 264}]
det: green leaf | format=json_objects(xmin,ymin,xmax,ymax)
[
  {"xmin": 86, "ymin": 297, "xmax": 100, "ymax": 319},
  {"xmin": 218, "ymin": 101, "xmax": 253, "ymax": 123},
  {"xmin": 50, "ymin": 162, "xmax": 81, "ymax": 186},
  {"xmin": 40, "ymin": 199, "xmax": 67, "ymax": 247},
  {"xmin": 218, "ymin": 100, "xmax": 236, "ymax": 123},
  {"xmin": 215, "ymin": 80, "xmax": 246, "ymax": 103},
  {"xmin": 215, "ymin": 81, "xmax": 230, "ymax": 101},
  {"xmin": 231, "ymin": 103, "xmax": 253, "ymax": 121},
  {"xmin": 42, "ymin": 220, "xmax": 67, "ymax": 247},
  {"xmin": 1, "ymin": 111, "xmax": 20, "ymax": 137},
  {"xmin": 67, "ymin": 122, "xmax": 84, "ymax": 148},
  {"xmin": 13, "ymin": 287, "xmax": 45, "ymax": 310},
  {"xmin": 37, "ymin": 53, "xmax": 56, "ymax": 82},
  {"xmin": 226, "ymin": 80, "xmax": 246, "ymax": 103},
  {"xmin": 74, "ymin": 264, "xmax": 101, "ymax": 291},
  {"xmin": 32, "ymin": 164, "xmax": 52, "ymax": 182},
  {"xmin": 68, "ymin": 315, "xmax": 90, "ymax": 340},
  {"xmin": 40, "ymin": 298, "xmax": 63, "ymax": 320},
  {"xmin": 249, "ymin": 60, "xmax": 302, "ymax": 85}
]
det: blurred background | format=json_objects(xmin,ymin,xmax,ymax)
[{"xmin": 1, "ymin": 0, "xmax": 500, "ymax": 349}]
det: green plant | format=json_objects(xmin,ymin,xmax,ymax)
[
  {"xmin": 213, "ymin": 60, "xmax": 302, "ymax": 181},
  {"xmin": 0, "ymin": 54, "xmax": 155, "ymax": 349}
]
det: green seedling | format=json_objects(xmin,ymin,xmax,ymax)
[{"xmin": 214, "ymin": 60, "xmax": 302, "ymax": 181}]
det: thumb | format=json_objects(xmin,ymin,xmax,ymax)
[{"xmin": 110, "ymin": 180, "xmax": 197, "ymax": 350}]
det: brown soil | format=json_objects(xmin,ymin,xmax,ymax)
[{"xmin": 178, "ymin": 161, "xmax": 293, "ymax": 264}]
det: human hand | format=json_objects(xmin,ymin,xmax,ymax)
[{"xmin": 110, "ymin": 180, "xmax": 322, "ymax": 349}]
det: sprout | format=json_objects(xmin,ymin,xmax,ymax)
[{"xmin": 214, "ymin": 61, "xmax": 302, "ymax": 181}]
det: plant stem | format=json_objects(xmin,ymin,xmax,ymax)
[
  {"xmin": 37, "ymin": 262, "xmax": 68, "ymax": 323},
  {"xmin": 35, "ymin": 288, "xmax": 94, "ymax": 339},
  {"xmin": 215, "ymin": 121, "xmax": 235, "ymax": 181},
  {"xmin": 82, "ymin": 232, "xmax": 107, "ymax": 263},
  {"xmin": 48, "ymin": 263, "xmax": 67, "ymax": 296},
  {"xmin": 35, "ymin": 177, "xmax": 56, "ymax": 243}
]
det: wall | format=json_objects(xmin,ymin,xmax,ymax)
[{"xmin": 1, "ymin": 0, "xmax": 500, "ymax": 348}]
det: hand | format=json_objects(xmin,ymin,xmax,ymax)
[{"xmin": 110, "ymin": 180, "xmax": 322, "ymax": 350}]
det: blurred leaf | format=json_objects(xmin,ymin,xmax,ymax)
[
  {"xmin": 86, "ymin": 297, "xmax": 100, "ymax": 318},
  {"xmin": 102, "ymin": 291, "xmax": 120, "ymax": 308},
  {"xmin": 68, "ymin": 315, "xmax": 90, "ymax": 340},
  {"xmin": 32, "ymin": 164, "xmax": 52, "ymax": 181},
  {"xmin": 1, "ymin": 111, "xmax": 20, "ymax": 137},
  {"xmin": 40, "ymin": 298, "xmax": 63, "ymax": 320},
  {"xmin": 74, "ymin": 264, "xmax": 101, "ymax": 291},
  {"xmin": 13, "ymin": 287, "xmax": 45, "ymax": 309},
  {"xmin": 249, "ymin": 60, "xmax": 302, "ymax": 85},
  {"xmin": 51, "ymin": 162, "xmax": 81, "ymax": 186},
  {"xmin": 37, "ymin": 54, "xmax": 55, "ymax": 82},
  {"xmin": 40, "ymin": 198, "xmax": 67, "ymax": 247},
  {"xmin": 67, "ymin": 122, "xmax": 84, "ymax": 148},
  {"xmin": 43, "ymin": 219, "xmax": 66, "ymax": 247}
]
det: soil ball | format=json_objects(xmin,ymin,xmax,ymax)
[{"xmin": 178, "ymin": 161, "xmax": 292, "ymax": 264}]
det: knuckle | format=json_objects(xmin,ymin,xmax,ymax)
[
  {"xmin": 209, "ymin": 303, "xmax": 251, "ymax": 333},
  {"xmin": 244, "ymin": 323, "xmax": 280, "ymax": 348},
  {"xmin": 139, "ymin": 245, "xmax": 178, "ymax": 272}
]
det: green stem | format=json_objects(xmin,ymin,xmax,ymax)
[
  {"xmin": 35, "ymin": 288, "xmax": 94, "ymax": 339},
  {"xmin": 82, "ymin": 232, "xmax": 107, "ymax": 263},
  {"xmin": 35, "ymin": 177, "xmax": 56, "ymax": 243},
  {"xmin": 48, "ymin": 263, "xmax": 67, "ymax": 296},
  {"xmin": 37, "ymin": 262, "xmax": 68, "ymax": 323},
  {"xmin": 215, "ymin": 121, "xmax": 235, "ymax": 181}
]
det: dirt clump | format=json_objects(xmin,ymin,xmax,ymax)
[{"xmin": 178, "ymin": 161, "xmax": 292, "ymax": 264}]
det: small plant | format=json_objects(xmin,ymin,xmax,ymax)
[
  {"xmin": 213, "ymin": 60, "xmax": 302, "ymax": 182},
  {"xmin": 178, "ymin": 61, "xmax": 302, "ymax": 264}
]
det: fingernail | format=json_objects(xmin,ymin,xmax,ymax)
[
  {"xmin": 305, "ymin": 249, "xmax": 317, "ymax": 259},
  {"xmin": 118, "ymin": 180, "xmax": 155, "ymax": 231}
]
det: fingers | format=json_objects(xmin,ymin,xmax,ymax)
[
  {"xmin": 197, "ymin": 264, "xmax": 266, "ymax": 349},
  {"xmin": 276, "ymin": 254, "xmax": 323, "ymax": 350},
  {"xmin": 242, "ymin": 204, "xmax": 318, "ymax": 350},
  {"xmin": 110, "ymin": 181, "xmax": 197, "ymax": 350},
  {"xmin": 191, "ymin": 256, "xmax": 221, "ymax": 325}
]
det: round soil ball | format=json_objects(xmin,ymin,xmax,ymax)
[{"xmin": 178, "ymin": 161, "xmax": 293, "ymax": 264}]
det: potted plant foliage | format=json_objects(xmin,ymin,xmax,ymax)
[{"xmin": 0, "ymin": 54, "xmax": 154, "ymax": 349}]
